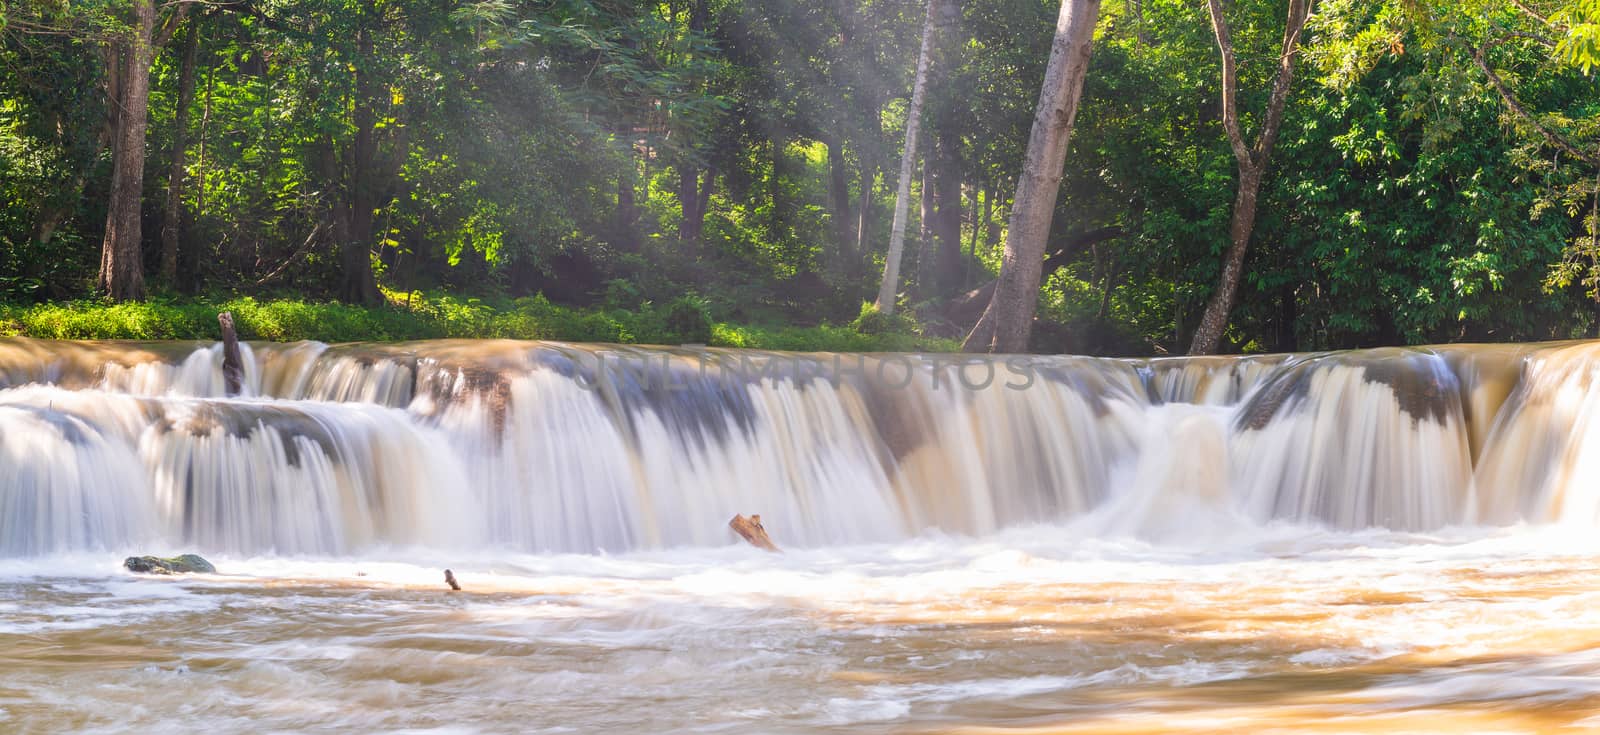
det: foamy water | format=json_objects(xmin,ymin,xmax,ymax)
[
  {"xmin": 4, "ymin": 526, "xmax": 1600, "ymax": 733},
  {"xmin": 5, "ymin": 337, "xmax": 1600, "ymax": 731}
]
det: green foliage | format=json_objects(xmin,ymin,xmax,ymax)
[
  {"xmin": 2, "ymin": 0, "xmax": 1598, "ymax": 355},
  {"xmin": 663, "ymin": 294, "xmax": 714, "ymax": 344},
  {"xmin": 0, "ymin": 293, "xmax": 951, "ymax": 350},
  {"xmin": 1554, "ymin": 0, "xmax": 1600, "ymax": 73},
  {"xmin": 850, "ymin": 302, "xmax": 917, "ymax": 335}
]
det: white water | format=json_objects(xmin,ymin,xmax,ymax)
[
  {"xmin": 3, "ymin": 338, "xmax": 1597, "ymax": 554},
  {"xmin": 4, "ymin": 526, "xmax": 1600, "ymax": 732},
  {"xmin": 5, "ymin": 337, "xmax": 1600, "ymax": 732}
]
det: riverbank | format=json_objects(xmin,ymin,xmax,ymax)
[{"xmin": 0, "ymin": 293, "xmax": 958, "ymax": 352}]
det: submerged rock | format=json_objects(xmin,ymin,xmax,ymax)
[{"xmin": 124, "ymin": 554, "xmax": 216, "ymax": 575}]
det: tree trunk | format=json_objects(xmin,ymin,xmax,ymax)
[
  {"xmin": 916, "ymin": 157, "xmax": 934, "ymax": 292},
  {"xmin": 697, "ymin": 168, "xmax": 714, "ymax": 229},
  {"xmin": 679, "ymin": 163, "xmax": 703, "ymax": 244},
  {"xmin": 1187, "ymin": 0, "xmax": 1312, "ymax": 355},
  {"xmin": 827, "ymin": 137, "xmax": 854, "ymax": 265},
  {"xmin": 921, "ymin": 0, "xmax": 963, "ymax": 299},
  {"xmin": 160, "ymin": 25, "xmax": 199, "ymax": 287},
  {"xmin": 769, "ymin": 134, "xmax": 789, "ymax": 234},
  {"xmin": 1276, "ymin": 284, "xmax": 1298, "ymax": 352},
  {"xmin": 340, "ymin": 21, "xmax": 381, "ymax": 306},
  {"xmin": 854, "ymin": 145, "xmax": 875, "ymax": 275},
  {"xmin": 875, "ymin": 0, "xmax": 940, "ymax": 315},
  {"xmin": 218, "ymin": 311, "xmax": 243, "ymax": 396},
  {"xmin": 98, "ymin": 0, "xmax": 158, "ymax": 302},
  {"xmin": 1189, "ymin": 165, "xmax": 1262, "ymax": 354},
  {"xmin": 962, "ymin": 0, "xmax": 1102, "ymax": 353},
  {"xmin": 931, "ymin": 132, "xmax": 964, "ymax": 296}
]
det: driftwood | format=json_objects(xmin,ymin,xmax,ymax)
[
  {"xmin": 729, "ymin": 514, "xmax": 780, "ymax": 552},
  {"xmin": 444, "ymin": 569, "xmax": 461, "ymax": 591},
  {"xmin": 218, "ymin": 311, "xmax": 244, "ymax": 396}
]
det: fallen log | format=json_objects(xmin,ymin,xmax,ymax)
[
  {"xmin": 218, "ymin": 311, "xmax": 244, "ymax": 396},
  {"xmin": 729, "ymin": 514, "xmax": 780, "ymax": 552}
]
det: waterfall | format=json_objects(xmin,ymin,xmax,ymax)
[{"xmin": 1, "ymin": 336, "xmax": 1597, "ymax": 556}]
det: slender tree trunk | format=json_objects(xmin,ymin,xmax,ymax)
[
  {"xmin": 99, "ymin": 0, "xmax": 158, "ymax": 302},
  {"xmin": 1276, "ymin": 284, "xmax": 1298, "ymax": 352},
  {"xmin": 931, "ymin": 133, "xmax": 963, "ymax": 295},
  {"xmin": 1188, "ymin": 0, "xmax": 1312, "ymax": 355},
  {"xmin": 962, "ymin": 0, "xmax": 1102, "ymax": 353},
  {"xmin": 827, "ymin": 137, "xmax": 854, "ymax": 265},
  {"xmin": 196, "ymin": 66, "xmax": 212, "ymax": 229},
  {"xmin": 769, "ymin": 134, "xmax": 789, "ymax": 234},
  {"xmin": 697, "ymin": 168, "xmax": 714, "ymax": 226},
  {"xmin": 678, "ymin": 163, "xmax": 703, "ymax": 244},
  {"xmin": 617, "ymin": 170, "xmax": 638, "ymax": 240},
  {"xmin": 854, "ymin": 146, "xmax": 875, "ymax": 275},
  {"xmin": 922, "ymin": 0, "xmax": 963, "ymax": 298},
  {"xmin": 875, "ymin": 0, "xmax": 940, "ymax": 315},
  {"xmin": 963, "ymin": 184, "xmax": 982, "ymax": 288},
  {"xmin": 916, "ymin": 157, "xmax": 934, "ymax": 292},
  {"xmin": 160, "ymin": 26, "xmax": 199, "ymax": 286}
]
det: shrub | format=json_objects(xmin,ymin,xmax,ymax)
[
  {"xmin": 662, "ymin": 295, "xmax": 713, "ymax": 345},
  {"xmin": 850, "ymin": 302, "xmax": 917, "ymax": 336}
]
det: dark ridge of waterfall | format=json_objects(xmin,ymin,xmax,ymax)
[
  {"xmin": 584, "ymin": 347, "xmax": 760, "ymax": 450},
  {"xmin": 4, "ymin": 337, "xmax": 1600, "ymax": 555},
  {"xmin": 1358, "ymin": 350, "xmax": 1460, "ymax": 423},
  {"xmin": 1234, "ymin": 363, "xmax": 1312, "ymax": 432}
]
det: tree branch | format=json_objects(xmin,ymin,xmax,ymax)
[
  {"xmin": 153, "ymin": 3, "xmax": 191, "ymax": 47},
  {"xmin": 1470, "ymin": 38, "xmax": 1600, "ymax": 167},
  {"xmin": 1507, "ymin": 0, "xmax": 1557, "ymax": 29},
  {"xmin": 1205, "ymin": 0, "xmax": 1252, "ymax": 168},
  {"xmin": 1253, "ymin": 0, "xmax": 1313, "ymax": 164}
]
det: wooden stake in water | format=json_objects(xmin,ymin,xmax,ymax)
[
  {"xmin": 729, "ymin": 514, "xmax": 780, "ymax": 552},
  {"xmin": 218, "ymin": 311, "xmax": 243, "ymax": 396}
]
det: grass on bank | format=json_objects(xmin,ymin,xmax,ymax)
[{"xmin": 0, "ymin": 292, "xmax": 960, "ymax": 352}]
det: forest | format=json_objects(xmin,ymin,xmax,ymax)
[{"xmin": 1, "ymin": 0, "xmax": 1598, "ymax": 355}]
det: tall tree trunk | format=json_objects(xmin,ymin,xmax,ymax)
[
  {"xmin": 160, "ymin": 25, "xmax": 199, "ymax": 286},
  {"xmin": 916, "ymin": 157, "xmax": 934, "ymax": 292},
  {"xmin": 875, "ymin": 0, "xmax": 940, "ymax": 315},
  {"xmin": 920, "ymin": 0, "xmax": 963, "ymax": 299},
  {"xmin": 678, "ymin": 163, "xmax": 703, "ymax": 244},
  {"xmin": 697, "ymin": 168, "xmax": 714, "ymax": 228},
  {"xmin": 340, "ymin": 20, "xmax": 381, "ymax": 306},
  {"xmin": 931, "ymin": 131, "xmax": 964, "ymax": 295},
  {"xmin": 98, "ymin": 0, "xmax": 158, "ymax": 302},
  {"xmin": 1187, "ymin": 0, "xmax": 1312, "ymax": 355},
  {"xmin": 616, "ymin": 170, "xmax": 638, "ymax": 247},
  {"xmin": 963, "ymin": 184, "xmax": 983, "ymax": 288},
  {"xmin": 962, "ymin": 0, "xmax": 1101, "ymax": 353},
  {"xmin": 826, "ymin": 137, "xmax": 854, "ymax": 265},
  {"xmin": 769, "ymin": 134, "xmax": 789, "ymax": 235},
  {"xmin": 854, "ymin": 137, "xmax": 876, "ymax": 275}
]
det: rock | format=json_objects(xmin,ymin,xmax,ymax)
[{"xmin": 124, "ymin": 554, "xmax": 216, "ymax": 575}]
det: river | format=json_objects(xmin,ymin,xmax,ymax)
[{"xmin": 1, "ymin": 338, "xmax": 1598, "ymax": 732}]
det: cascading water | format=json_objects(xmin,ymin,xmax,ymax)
[
  {"xmin": 2, "ymin": 336, "xmax": 1596, "ymax": 556},
  {"xmin": 12, "ymin": 337, "xmax": 1600, "ymax": 733}
]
